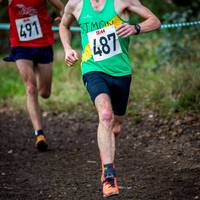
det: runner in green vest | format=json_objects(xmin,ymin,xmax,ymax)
[{"xmin": 59, "ymin": 0, "xmax": 160, "ymax": 197}]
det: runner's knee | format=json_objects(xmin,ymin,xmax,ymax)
[
  {"xmin": 99, "ymin": 109, "xmax": 114, "ymax": 128},
  {"xmin": 39, "ymin": 89, "xmax": 51, "ymax": 99},
  {"xmin": 26, "ymin": 83, "xmax": 37, "ymax": 96}
]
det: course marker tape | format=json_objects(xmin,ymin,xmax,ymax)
[
  {"xmin": 0, "ymin": 23, "xmax": 80, "ymax": 32},
  {"xmin": 0, "ymin": 21, "xmax": 200, "ymax": 31},
  {"xmin": 160, "ymin": 21, "xmax": 200, "ymax": 29}
]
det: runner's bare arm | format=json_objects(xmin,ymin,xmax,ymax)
[
  {"xmin": 117, "ymin": 0, "xmax": 161, "ymax": 37},
  {"xmin": 59, "ymin": 1, "xmax": 79, "ymax": 66}
]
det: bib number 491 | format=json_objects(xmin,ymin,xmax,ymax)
[
  {"xmin": 88, "ymin": 25, "xmax": 122, "ymax": 62},
  {"xmin": 20, "ymin": 21, "xmax": 39, "ymax": 38},
  {"xmin": 16, "ymin": 15, "xmax": 43, "ymax": 41}
]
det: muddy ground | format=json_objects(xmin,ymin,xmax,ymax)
[{"xmin": 0, "ymin": 109, "xmax": 199, "ymax": 200}]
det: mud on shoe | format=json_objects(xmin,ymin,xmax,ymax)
[
  {"xmin": 35, "ymin": 134, "xmax": 48, "ymax": 152},
  {"xmin": 102, "ymin": 174, "xmax": 119, "ymax": 198},
  {"xmin": 101, "ymin": 164, "xmax": 119, "ymax": 198}
]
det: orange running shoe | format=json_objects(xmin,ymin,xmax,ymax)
[
  {"xmin": 102, "ymin": 175, "xmax": 119, "ymax": 198},
  {"xmin": 35, "ymin": 134, "xmax": 48, "ymax": 152}
]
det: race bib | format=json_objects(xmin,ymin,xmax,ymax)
[
  {"xmin": 87, "ymin": 25, "xmax": 122, "ymax": 62},
  {"xmin": 15, "ymin": 15, "xmax": 43, "ymax": 41}
]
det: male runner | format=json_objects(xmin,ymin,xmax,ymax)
[
  {"xmin": 5, "ymin": 0, "xmax": 64, "ymax": 151},
  {"xmin": 59, "ymin": 0, "xmax": 160, "ymax": 197}
]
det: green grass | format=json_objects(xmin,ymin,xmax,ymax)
[
  {"xmin": 40, "ymin": 55, "xmax": 90, "ymax": 112},
  {"xmin": 0, "ymin": 61, "xmax": 25, "ymax": 108},
  {"xmin": 0, "ymin": 35, "xmax": 200, "ymax": 116},
  {"xmin": 128, "ymin": 65, "xmax": 200, "ymax": 116},
  {"xmin": 0, "ymin": 56, "xmax": 92, "ymax": 112}
]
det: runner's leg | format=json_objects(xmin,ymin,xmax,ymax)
[
  {"xmin": 35, "ymin": 63, "xmax": 52, "ymax": 99},
  {"xmin": 95, "ymin": 93, "xmax": 115, "ymax": 165},
  {"xmin": 96, "ymin": 94, "xmax": 119, "ymax": 197},
  {"xmin": 16, "ymin": 59, "xmax": 42, "ymax": 131},
  {"xmin": 112, "ymin": 115, "xmax": 123, "ymax": 136},
  {"xmin": 111, "ymin": 115, "xmax": 123, "ymax": 162}
]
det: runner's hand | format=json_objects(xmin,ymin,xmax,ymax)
[
  {"xmin": 54, "ymin": 11, "xmax": 64, "ymax": 24},
  {"xmin": 65, "ymin": 49, "xmax": 79, "ymax": 67},
  {"xmin": 54, "ymin": 16, "xmax": 62, "ymax": 24},
  {"xmin": 117, "ymin": 24, "xmax": 137, "ymax": 38}
]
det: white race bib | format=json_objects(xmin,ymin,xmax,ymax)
[
  {"xmin": 87, "ymin": 25, "xmax": 122, "ymax": 62},
  {"xmin": 15, "ymin": 15, "xmax": 43, "ymax": 41}
]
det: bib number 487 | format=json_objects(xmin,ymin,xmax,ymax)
[
  {"xmin": 88, "ymin": 25, "xmax": 122, "ymax": 62},
  {"xmin": 93, "ymin": 33, "xmax": 116, "ymax": 56}
]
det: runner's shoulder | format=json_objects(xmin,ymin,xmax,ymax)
[
  {"xmin": 117, "ymin": 0, "xmax": 142, "ymax": 8},
  {"xmin": 64, "ymin": 0, "xmax": 82, "ymax": 19},
  {"xmin": 66, "ymin": 0, "xmax": 81, "ymax": 10}
]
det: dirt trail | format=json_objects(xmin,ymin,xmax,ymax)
[{"xmin": 0, "ymin": 110, "xmax": 199, "ymax": 200}]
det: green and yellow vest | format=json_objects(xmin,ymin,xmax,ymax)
[{"xmin": 78, "ymin": 0, "xmax": 132, "ymax": 76}]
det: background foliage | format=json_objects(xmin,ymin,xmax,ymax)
[{"xmin": 0, "ymin": 0, "xmax": 199, "ymax": 116}]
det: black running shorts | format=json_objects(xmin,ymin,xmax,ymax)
[{"xmin": 83, "ymin": 71, "xmax": 132, "ymax": 116}]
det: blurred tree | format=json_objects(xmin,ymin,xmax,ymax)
[
  {"xmin": 156, "ymin": 0, "xmax": 200, "ymax": 70},
  {"xmin": 0, "ymin": 1, "xmax": 9, "ymax": 54},
  {"xmin": 166, "ymin": 0, "xmax": 200, "ymax": 21},
  {"xmin": 0, "ymin": 0, "xmax": 199, "ymax": 54}
]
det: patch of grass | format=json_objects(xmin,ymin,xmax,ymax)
[
  {"xmin": 170, "ymin": 66, "xmax": 200, "ymax": 111},
  {"xmin": 0, "ymin": 62, "xmax": 25, "ymax": 107},
  {"xmin": 0, "ymin": 35, "xmax": 199, "ymax": 116},
  {"xmin": 0, "ymin": 62, "xmax": 25, "ymax": 98},
  {"xmin": 128, "ymin": 64, "xmax": 200, "ymax": 116},
  {"xmin": 0, "ymin": 57, "xmax": 92, "ymax": 112},
  {"xmin": 40, "ymin": 56, "xmax": 91, "ymax": 112}
]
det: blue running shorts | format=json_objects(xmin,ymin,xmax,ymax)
[{"xmin": 3, "ymin": 46, "xmax": 53, "ymax": 64}]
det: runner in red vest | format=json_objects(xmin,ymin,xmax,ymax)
[{"xmin": 5, "ymin": 0, "xmax": 64, "ymax": 151}]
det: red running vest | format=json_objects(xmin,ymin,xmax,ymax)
[{"xmin": 9, "ymin": 0, "xmax": 54, "ymax": 47}]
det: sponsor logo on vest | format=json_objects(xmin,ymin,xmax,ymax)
[
  {"xmin": 96, "ymin": 29, "xmax": 105, "ymax": 35},
  {"xmin": 16, "ymin": 4, "xmax": 37, "ymax": 16}
]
